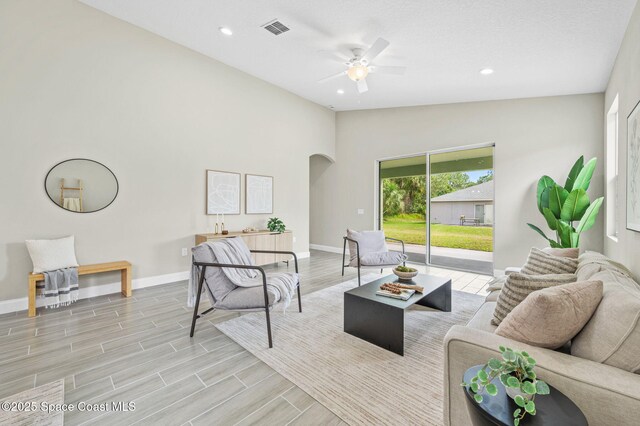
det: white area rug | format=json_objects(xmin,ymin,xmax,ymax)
[
  {"xmin": 216, "ymin": 274, "xmax": 484, "ymax": 425},
  {"xmin": 0, "ymin": 380, "xmax": 64, "ymax": 426}
]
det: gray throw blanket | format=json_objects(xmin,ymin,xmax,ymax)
[
  {"xmin": 188, "ymin": 238, "xmax": 297, "ymax": 311},
  {"xmin": 37, "ymin": 267, "xmax": 79, "ymax": 308}
]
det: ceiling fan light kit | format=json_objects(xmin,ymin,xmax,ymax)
[
  {"xmin": 317, "ymin": 37, "xmax": 406, "ymax": 94},
  {"xmin": 347, "ymin": 64, "xmax": 369, "ymax": 81}
]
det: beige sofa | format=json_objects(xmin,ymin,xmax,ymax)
[{"xmin": 444, "ymin": 252, "xmax": 640, "ymax": 425}]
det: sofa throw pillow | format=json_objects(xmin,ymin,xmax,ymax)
[
  {"xmin": 346, "ymin": 229, "xmax": 388, "ymax": 266},
  {"xmin": 25, "ymin": 236, "xmax": 79, "ymax": 274},
  {"xmin": 542, "ymin": 247, "xmax": 579, "ymax": 259},
  {"xmin": 520, "ymin": 247, "xmax": 578, "ymax": 275},
  {"xmin": 571, "ymin": 270, "xmax": 640, "ymax": 373},
  {"xmin": 492, "ymin": 272, "xmax": 577, "ymax": 326},
  {"xmin": 496, "ymin": 280, "xmax": 603, "ymax": 349}
]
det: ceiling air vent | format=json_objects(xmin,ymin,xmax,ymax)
[{"xmin": 261, "ymin": 19, "xmax": 290, "ymax": 36}]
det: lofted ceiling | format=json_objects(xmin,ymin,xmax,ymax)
[{"xmin": 81, "ymin": 0, "xmax": 637, "ymax": 111}]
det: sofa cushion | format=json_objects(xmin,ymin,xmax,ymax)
[
  {"xmin": 521, "ymin": 247, "xmax": 578, "ymax": 275},
  {"xmin": 495, "ymin": 280, "xmax": 603, "ymax": 349},
  {"xmin": 576, "ymin": 251, "xmax": 634, "ymax": 281},
  {"xmin": 466, "ymin": 302, "xmax": 498, "ymax": 333},
  {"xmin": 492, "ymin": 273, "xmax": 576, "ymax": 326},
  {"xmin": 346, "ymin": 229, "xmax": 388, "ymax": 266},
  {"xmin": 571, "ymin": 270, "xmax": 640, "ymax": 373},
  {"xmin": 485, "ymin": 289, "xmax": 500, "ymax": 302}
]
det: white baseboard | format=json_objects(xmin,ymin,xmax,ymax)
[
  {"xmin": 309, "ymin": 244, "xmax": 343, "ymax": 254},
  {"xmin": 0, "ymin": 270, "xmax": 190, "ymax": 315},
  {"xmin": 296, "ymin": 251, "xmax": 310, "ymax": 259}
]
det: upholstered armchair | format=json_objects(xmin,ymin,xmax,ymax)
[
  {"xmin": 342, "ymin": 229, "xmax": 408, "ymax": 286},
  {"xmin": 189, "ymin": 238, "xmax": 301, "ymax": 348}
]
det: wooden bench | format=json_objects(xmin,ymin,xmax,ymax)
[{"xmin": 27, "ymin": 261, "xmax": 132, "ymax": 317}]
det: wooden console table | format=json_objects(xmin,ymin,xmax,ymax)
[{"xmin": 195, "ymin": 230, "xmax": 293, "ymax": 266}]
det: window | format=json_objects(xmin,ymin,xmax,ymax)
[{"xmin": 606, "ymin": 95, "xmax": 619, "ymax": 241}]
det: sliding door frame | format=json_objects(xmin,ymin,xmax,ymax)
[{"xmin": 375, "ymin": 141, "xmax": 495, "ymax": 271}]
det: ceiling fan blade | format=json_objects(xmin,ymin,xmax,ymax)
[
  {"xmin": 357, "ymin": 78, "xmax": 368, "ymax": 93},
  {"xmin": 362, "ymin": 37, "xmax": 390, "ymax": 63},
  {"xmin": 317, "ymin": 70, "xmax": 346, "ymax": 83},
  {"xmin": 369, "ymin": 65, "xmax": 406, "ymax": 75}
]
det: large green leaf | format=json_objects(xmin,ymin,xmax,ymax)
[
  {"xmin": 564, "ymin": 156, "xmax": 584, "ymax": 192},
  {"xmin": 573, "ymin": 157, "xmax": 597, "ymax": 191},
  {"xmin": 547, "ymin": 184, "xmax": 569, "ymax": 218},
  {"xmin": 528, "ymin": 223, "xmax": 561, "ymax": 247},
  {"xmin": 527, "ymin": 223, "xmax": 551, "ymax": 241},
  {"xmin": 575, "ymin": 197, "xmax": 604, "ymax": 234},
  {"xmin": 542, "ymin": 207, "xmax": 559, "ymax": 231},
  {"xmin": 536, "ymin": 176, "xmax": 555, "ymax": 213},
  {"xmin": 560, "ymin": 188, "xmax": 590, "ymax": 221},
  {"xmin": 557, "ymin": 220, "xmax": 573, "ymax": 248}
]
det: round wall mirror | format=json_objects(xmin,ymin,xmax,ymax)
[{"xmin": 45, "ymin": 159, "xmax": 119, "ymax": 213}]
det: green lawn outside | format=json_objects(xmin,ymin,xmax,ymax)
[{"xmin": 383, "ymin": 214, "xmax": 493, "ymax": 252}]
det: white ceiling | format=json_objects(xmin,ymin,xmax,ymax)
[{"xmin": 81, "ymin": 0, "xmax": 637, "ymax": 111}]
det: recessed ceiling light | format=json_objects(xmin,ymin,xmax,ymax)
[
  {"xmin": 219, "ymin": 27, "xmax": 233, "ymax": 36},
  {"xmin": 337, "ymin": 89, "xmax": 345, "ymax": 95},
  {"xmin": 480, "ymin": 68, "xmax": 494, "ymax": 75}
]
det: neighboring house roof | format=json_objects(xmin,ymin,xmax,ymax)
[{"xmin": 431, "ymin": 181, "xmax": 493, "ymax": 202}]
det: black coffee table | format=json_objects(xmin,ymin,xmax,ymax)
[
  {"xmin": 463, "ymin": 365, "xmax": 588, "ymax": 426},
  {"xmin": 343, "ymin": 274, "xmax": 451, "ymax": 356}
]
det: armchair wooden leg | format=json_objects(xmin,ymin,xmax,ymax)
[
  {"xmin": 297, "ymin": 284, "xmax": 302, "ymax": 313},
  {"xmin": 357, "ymin": 265, "xmax": 361, "ymax": 286}
]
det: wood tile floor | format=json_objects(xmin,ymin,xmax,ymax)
[{"xmin": 0, "ymin": 250, "xmax": 491, "ymax": 425}]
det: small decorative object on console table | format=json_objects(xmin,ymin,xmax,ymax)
[
  {"xmin": 267, "ymin": 217, "xmax": 286, "ymax": 233},
  {"xmin": 462, "ymin": 347, "xmax": 587, "ymax": 426}
]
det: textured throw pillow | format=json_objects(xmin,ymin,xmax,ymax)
[
  {"xmin": 496, "ymin": 280, "xmax": 603, "ymax": 348},
  {"xmin": 346, "ymin": 229, "xmax": 387, "ymax": 266},
  {"xmin": 571, "ymin": 270, "xmax": 640, "ymax": 373},
  {"xmin": 542, "ymin": 247, "xmax": 579, "ymax": 259},
  {"xmin": 492, "ymin": 272, "xmax": 577, "ymax": 325},
  {"xmin": 25, "ymin": 236, "xmax": 79, "ymax": 273},
  {"xmin": 521, "ymin": 247, "xmax": 578, "ymax": 275}
]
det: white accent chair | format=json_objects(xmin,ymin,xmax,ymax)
[{"xmin": 342, "ymin": 229, "xmax": 408, "ymax": 286}]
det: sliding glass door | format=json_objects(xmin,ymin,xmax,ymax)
[
  {"xmin": 428, "ymin": 146, "xmax": 494, "ymax": 274},
  {"xmin": 378, "ymin": 145, "xmax": 494, "ymax": 274},
  {"xmin": 379, "ymin": 155, "xmax": 427, "ymax": 263}
]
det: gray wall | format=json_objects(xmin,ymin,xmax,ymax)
[
  {"xmin": 604, "ymin": 2, "xmax": 640, "ymax": 277},
  {"xmin": 0, "ymin": 0, "xmax": 335, "ymax": 302},
  {"xmin": 310, "ymin": 94, "xmax": 605, "ymax": 270}
]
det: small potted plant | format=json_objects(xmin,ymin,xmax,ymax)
[
  {"xmin": 267, "ymin": 217, "xmax": 285, "ymax": 233},
  {"xmin": 462, "ymin": 346, "xmax": 550, "ymax": 425}
]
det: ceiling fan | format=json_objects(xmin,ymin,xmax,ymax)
[{"xmin": 317, "ymin": 37, "xmax": 406, "ymax": 93}]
